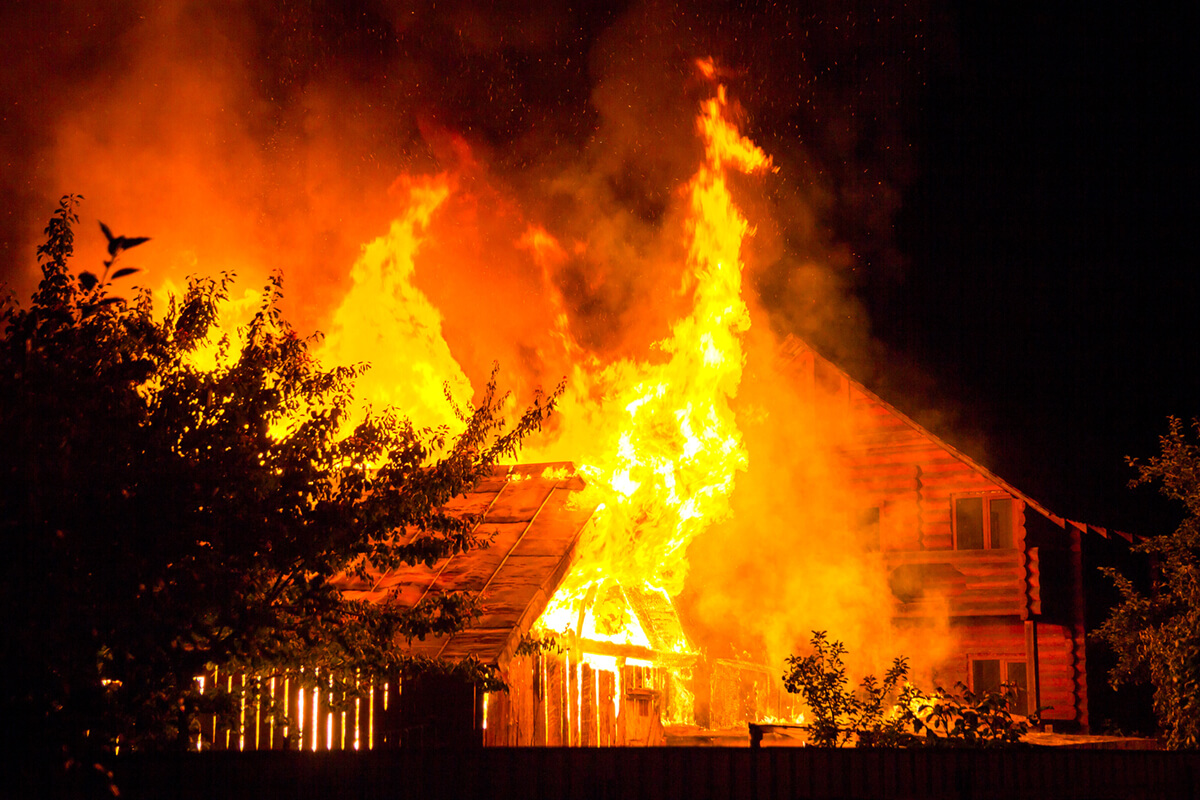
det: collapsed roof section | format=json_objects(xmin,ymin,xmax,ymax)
[{"xmin": 337, "ymin": 462, "xmax": 597, "ymax": 669}]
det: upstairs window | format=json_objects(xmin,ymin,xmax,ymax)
[{"xmin": 954, "ymin": 494, "xmax": 1014, "ymax": 549}]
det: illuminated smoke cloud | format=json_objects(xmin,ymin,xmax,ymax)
[{"xmin": 1, "ymin": 0, "xmax": 950, "ymax": 681}]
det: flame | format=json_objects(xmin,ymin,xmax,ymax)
[
  {"xmin": 536, "ymin": 85, "xmax": 771, "ymax": 655},
  {"xmin": 317, "ymin": 174, "xmax": 472, "ymax": 434},
  {"xmin": 83, "ymin": 65, "xmax": 926, "ymax": 729}
]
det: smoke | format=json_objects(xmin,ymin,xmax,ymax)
[
  {"xmin": 2, "ymin": 0, "xmax": 955, "ymax": 687},
  {"xmin": 679, "ymin": 322, "xmax": 955, "ymax": 683}
]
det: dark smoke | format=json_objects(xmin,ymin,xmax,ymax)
[{"xmin": 1, "ymin": 0, "xmax": 946, "ymax": 369}]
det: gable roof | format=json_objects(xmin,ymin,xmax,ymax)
[
  {"xmin": 779, "ymin": 335, "xmax": 1133, "ymax": 543},
  {"xmin": 337, "ymin": 462, "xmax": 597, "ymax": 668}
]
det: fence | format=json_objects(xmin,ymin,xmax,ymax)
[
  {"xmin": 103, "ymin": 747, "xmax": 1197, "ymax": 800},
  {"xmin": 192, "ymin": 667, "xmax": 400, "ymax": 751}
]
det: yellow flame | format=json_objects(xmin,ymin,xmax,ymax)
[
  {"xmin": 538, "ymin": 85, "xmax": 771, "ymax": 654},
  {"xmin": 317, "ymin": 173, "xmax": 472, "ymax": 434}
]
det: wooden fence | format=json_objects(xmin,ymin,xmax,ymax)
[
  {"xmin": 99, "ymin": 747, "xmax": 1197, "ymax": 800},
  {"xmin": 192, "ymin": 667, "xmax": 400, "ymax": 751}
]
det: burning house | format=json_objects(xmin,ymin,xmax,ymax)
[
  {"xmin": 327, "ymin": 337, "xmax": 1109, "ymax": 749},
  {"xmin": 44, "ymin": 45, "xmax": 1126, "ymax": 750}
]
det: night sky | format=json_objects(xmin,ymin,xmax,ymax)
[
  {"xmin": 885, "ymin": 4, "xmax": 1199, "ymax": 533},
  {"xmin": 2, "ymin": 1, "xmax": 1197, "ymax": 535}
]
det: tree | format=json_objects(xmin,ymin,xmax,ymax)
[
  {"xmin": 1097, "ymin": 416, "xmax": 1200, "ymax": 749},
  {"xmin": 782, "ymin": 631, "xmax": 910, "ymax": 747},
  {"xmin": 783, "ymin": 631, "xmax": 1035, "ymax": 747},
  {"xmin": 0, "ymin": 196, "xmax": 558, "ymax": 764}
]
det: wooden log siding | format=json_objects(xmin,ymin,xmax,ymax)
[
  {"xmin": 193, "ymin": 668, "xmax": 396, "ymax": 752},
  {"xmin": 779, "ymin": 339, "xmax": 1095, "ymax": 727},
  {"xmin": 944, "ymin": 620, "xmax": 1078, "ymax": 723},
  {"xmin": 1035, "ymin": 623, "xmax": 1082, "ymax": 722},
  {"xmin": 883, "ymin": 549, "xmax": 1035, "ymax": 618}
]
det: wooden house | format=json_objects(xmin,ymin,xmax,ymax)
[
  {"xmin": 336, "ymin": 338, "xmax": 1119, "ymax": 746},
  {"xmin": 352, "ymin": 338, "xmax": 1130, "ymax": 748},
  {"xmin": 192, "ymin": 337, "xmax": 1129, "ymax": 751}
]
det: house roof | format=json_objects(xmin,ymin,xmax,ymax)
[
  {"xmin": 337, "ymin": 462, "xmax": 597, "ymax": 667},
  {"xmin": 779, "ymin": 335, "xmax": 1134, "ymax": 543}
]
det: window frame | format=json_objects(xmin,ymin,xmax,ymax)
[
  {"xmin": 952, "ymin": 492, "xmax": 1018, "ymax": 551},
  {"xmin": 967, "ymin": 656, "xmax": 1031, "ymax": 715}
]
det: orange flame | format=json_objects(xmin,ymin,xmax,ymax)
[
  {"xmin": 537, "ymin": 86, "xmax": 772, "ymax": 652},
  {"xmin": 316, "ymin": 174, "xmax": 472, "ymax": 434}
]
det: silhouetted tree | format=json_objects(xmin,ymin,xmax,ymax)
[
  {"xmin": 0, "ymin": 196, "xmax": 556, "ymax": 769},
  {"xmin": 1097, "ymin": 416, "xmax": 1200, "ymax": 748}
]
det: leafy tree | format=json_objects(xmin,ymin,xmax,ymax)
[
  {"xmin": 783, "ymin": 631, "xmax": 1035, "ymax": 747},
  {"xmin": 782, "ymin": 631, "xmax": 910, "ymax": 747},
  {"xmin": 0, "ymin": 196, "xmax": 558, "ymax": 765},
  {"xmin": 898, "ymin": 682, "xmax": 1034, "ymax": 747},
  {"xmin": 1097, "ymin": 416, "xmax": 1200, "ymax": 749}
]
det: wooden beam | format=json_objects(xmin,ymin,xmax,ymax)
[{"xmin": 576, "ymin": 636, "xmax": 699, "ymax": 667}]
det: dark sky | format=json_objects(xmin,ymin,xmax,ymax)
[
  {"xmin": 884, "ymin": 4, "xmax": 1199, "ymax": 533},
  {"xmin": 2, "ymin": 1, "xmax": 1196, "ymax": 534}
]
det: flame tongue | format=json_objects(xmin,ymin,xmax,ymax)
[
  {"xmin": 541, "ymin": 83, "xmax": 772, "ymax": 638},
  {"xmin": 317, "ymin": 174, "xmax": 471, "ymax": 433}
]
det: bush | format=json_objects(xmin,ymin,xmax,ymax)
[{"xmin": 783, "ymin": 631, "xmax": 1036, "ymax": 747}]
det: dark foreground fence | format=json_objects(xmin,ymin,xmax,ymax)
[{"xmin": 89, "ymin": 747, "xmax": 1198, "ymax": 800}]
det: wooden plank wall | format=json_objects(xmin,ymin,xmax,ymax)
[
  {"xmin": 1035, "ymin": 622, "xmax": 1083, "ymax": 722},
  {"xmin": 883, "ymin": 550, "xmax": 1029, "ymax": 618},
  {"xmin": 824, "ymin": 364, "xmax": 1084, "ymax": 726},
  {"xmin": 193, "ymin": 668, "xmax": 397, "ymax": 752},
  {"xmin": 708, "ymin": 660, "xmax": 800, "ymax": 730},
  {"xmin": 484, "ymin": 653, "xmax": 663, "ymax": 746}
]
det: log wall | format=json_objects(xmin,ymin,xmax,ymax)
[{"xmin": 786, "ymin": 346, "xmax": 1089, "ymax": 728}]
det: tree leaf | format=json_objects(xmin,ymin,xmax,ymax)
[
  {"xmin": 99, "ymin": 221, "xmax": 118, "ymax": 255},
  {"xmin": 79, "ymin": 271, "xmax": 98, "ymax": 291},
  {"xmin": 112, "ymin": 267, "xmax": 140, "ymax": 279}
]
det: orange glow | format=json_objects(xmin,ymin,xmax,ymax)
[
  {"xmin": 316, "ymin": 174, "xmax": 473, "ymax": 435},
  {"xmin": 48, "ymin": 36, "xmax": 963, "ymax": 737},
  {"xmin": 535, "ymin": 85, "xmax": 771, "ymax": 673}
]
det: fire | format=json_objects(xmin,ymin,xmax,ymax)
[
  {"xmin": 296, "ymin": 76, "xmax": 772, "ymax": 617},
  {"xmin": 316, "ymin": 174, "xmax": 472, "ymax": 434},
  {"xmin": 535, "ymin": 81, "xmax": 771, "ymax": 652},
  {"xmin": 93, "ymin": 54, "xmax": 898, "ymax": 735},
  {"xmin": 285, "ymin": 75, "xmax": 773, "ymax": 720}
]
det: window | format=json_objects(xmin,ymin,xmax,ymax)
[
  {"xmin": 970, "ymin": 658, "xmax": 1029, "ymax": 714},
  {"xmin": 953, "ymin": 494, "xmax": 1015, "ymax": 549}
]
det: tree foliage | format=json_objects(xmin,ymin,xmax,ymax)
[
  {"xmin": 1097, "ymin": 416, "xmax": 1200, "ymax": 749},
  {"xmin": 898, "ymin": 682, "xmax": 1033, "ymax": 747},
  {"xmin": 0, "ymin": 196, "xmax": 558, "ymax": 761},
  {"xmin": 783, "ymin": 631, "xmax": 910, "ymax": 747},
  {"xmin": 783, "ymin": 631, "xmax": 1034, "ymax": 747}
]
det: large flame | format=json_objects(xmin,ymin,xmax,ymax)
[
  {"xmin": 541, "ymin": 83, "xmax": 770, "ymax": 617},
  {"xmin": 316, "ymin": 174, "xmax": 472, "ymax": 433},
  {"xmin": 60, "ymin": 58, "xmax": 949, "ymax": 726},
  {"xmin": 297, "ymin": 78, "xmax": 771, "ymax": 662}
]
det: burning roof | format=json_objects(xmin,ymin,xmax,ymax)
[{"xmin": 337, "ymin": 463, "xmax": 596, "ymax": 668}]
